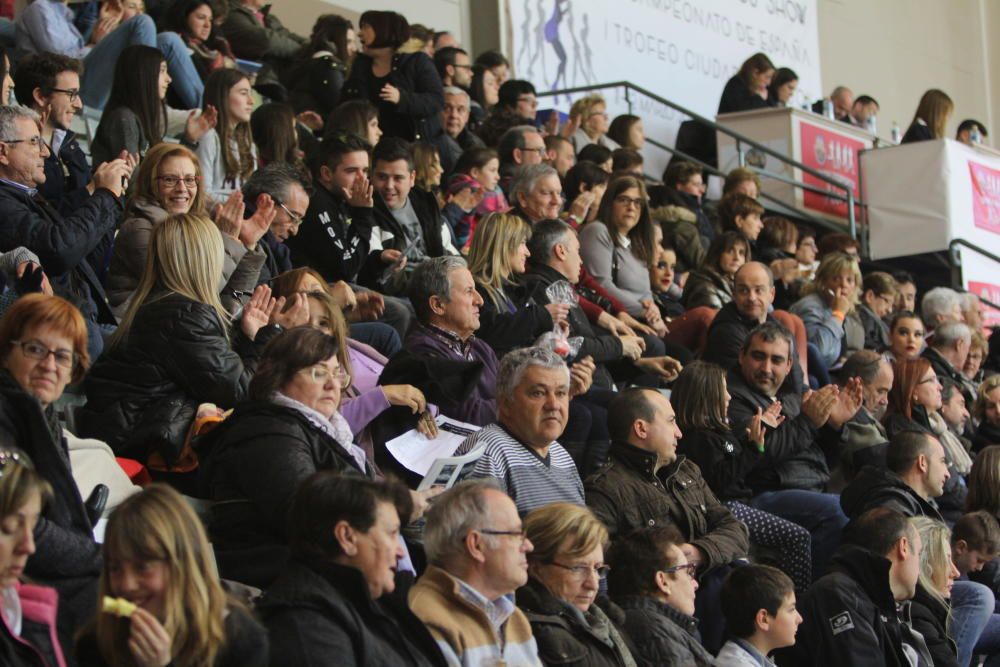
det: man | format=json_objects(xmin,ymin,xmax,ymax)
[
  {"xmin": 727, "ymin": 322, "xmax": 859, "ymax": 575},
  {"xmin": 920, "ymin": 286, "xmax": 964, "ymax": 335},
  {"xmin": 241, "ymin": 162, "xmax": 310, "ymax": 287},
  {"xmin": 838, "ymin": 350, "xmax": 893, "ymax": 477},
  {"xmin": 0, "ymin": 105, "xmax": 129, "ymax": 359},
  {"xmin": 960, "ymin": 292, "xmax": 984, "ymax": 332},
  {"xmin": 922, "ymin": 320, "xmax": 973, "ymax": 403},
  {"xmin": 849, "ymin": 95, "xmax": 880, "ymax": 128},
  {"xmin": 811, "ymin": 86, "xmax": 854, "ymax": 123},
  {"xmin": 789, "ymin": 508, "xmax": 929, "ymax": 667},
  {"xmin": 840, "ymin": 431, "xmax": 949, "ymax": 521},
  {"xmin": 457, "ymin": 347, "xmax": 584, "ymax": 515},
  {"xmin": 940, "ymin": 378, "xmax": 971, "ymax": 439},
  {"xmin": 654, "ymin": 161, "xmax": 713, "ymax": 268},
  {"xmin": 433, "ymin": 46, "xmax": 472, "ymax": 90},
  {"xmin": 497, "ymin": 125, "xmax": 546, "ymax": 192},
  {"xmin": 508, "ymin": 163, "xmax": 562, "ymax": 224},
  {"xmin": 957, "ymin": 119, "xmax": 988, "ymax": 145},
  {"xmin": 412, "ymin": 480, "xmax": 542, "ymax": 667},
  {"xmin": 858, "ymin": 271, "xmax": 896, "ymax": 351},
  {"xmin": 543, "ymin": 135, "xmax": 575, "ymax": 178},
  {"xmin": 437, "ymin": 86, "xmax": 484, "ymax": 174},
  {"xmin": 893, "ymin": 270, "xmax": 917, "ymax": 314},
  {"xmin": 432, "ymin": 31, "xmax": 458, "ymax": 52}
]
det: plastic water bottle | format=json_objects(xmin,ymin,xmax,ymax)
[
  {"xmin": 971, "ymin": 125, "xmax": 983, "ymax": 144},
  {"xmin": 823, "ymin": 98, "xmax": 834, "ymax": 120},
  {"xmin": 867, "ymin": 115, "xmax": 877, "ymax": 135},
  {"xmin": 891, "ymin": 122, "xmax": 902, "ymax": 144}
]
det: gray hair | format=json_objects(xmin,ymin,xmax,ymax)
[
  {"xmin": 407, "ymin": 255, "xmax": 468, "ymax": 326},
  {"xmin": 442, "ymin": 85, "xmax": 470, "ymax": 102},
  {"xmin": 509, "ymin": 163, "xmax": 559, "ymax": 208},
  {"xmin": 840, "ymin": 350, "xmax": 888, "ymax": 385},
  {"xmin": 742, "ymin": 320, "xmax": 793, "ymax": 355},
  {"xmin": 423, "ymin": 479, "xmax": 504, "ymax": 567},
  {"xmin": 921, "ymin": 287, "xmax": 961, "ymax": 328},
  {"xmin": 498, "ymin": 124, "xmax": 541, "ymax": 165},
  {"xmin": 0, "ymin": 105, "xmax": 40, "ymax": 142},
  {"xmin": 526, "ymin": 218, "xmax": 573, "ymax": 265},
  {"xmin": 960, "ymin": 292, "xmax": 982, "ymax": 313},
  {"xmin": 496, "ymin": 346, "xmax": 569, "ymax": 400},
  {"xmin": 933, "ymin": 320, "xmax": 971, "ymax": 349},
  {"xmin": 242, "ymin": 162, "xmax": 307, "ymax": 205}
]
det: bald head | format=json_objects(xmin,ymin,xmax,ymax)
[{"xmin": 734, "ymin": 262, "xmax": 775, "ymax": 323}]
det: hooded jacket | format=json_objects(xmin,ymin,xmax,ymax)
[
  {"xmin": 343, "ymin": 51, "xmax": 444, "ymax": 142},
  {"xmin": 839, "ymin": 466, "xmax": 943, "ymax": 521}
]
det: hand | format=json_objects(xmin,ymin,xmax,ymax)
[
  {"xmin": 448, "ymin": 186, "xmax": 484, "ymax": 212},
  {"xmin": 827, "ymin": 377, "xmax": 864, "ymax": 428},
  {"xmin": 214, "ymin": 191, "xmax": 245, "ymax": 239},
  {"xmin": 241, "ymin": 285, "xmax": 280, "ymax": 340},
  {"xmin": 296, "ymin": 110, "xmax": 324, "ymax": 132},
  {"xmin": 619, "ymin": 335, "xmax": 645, "ymax": 361},
  {"xmin": 272, "ymin": 291, "xmax": 310, "ymax": 328},
  {"xmin": 15, "ymin": 262, "xmax": 51, "ymax": 295},
  {"xmin": 92, "ymin": 158, "xmax": 131, "ymax": 197},
  {"xmin": 383, "ymin": 384, "xmax": 427, "ymax": 413},
  {"xmin": 544, "ymin": 303, "xmax": 570, "ymax": 325},
  {"xmin": 568, "ymin": 190, "xmax": 596, "ymax": 221},
  {"xmin": 380, "ymin": 249, "xmax": 407, "ymax": 273},
  {"xmin": 409, "ymin": 486, "xmax": 446, "ymax": 521},
  {"xmin": 240, "ymin": 194, "xmax": 276, "ymax": 247},
  {"xmin": 329, "ymin": 280, "xmax": 357, "ymax": 312},
  {"xmin": 569, "ymin": 356, "xmax": 595, "ymax": 397},
  {"xmin": 379, "ymin": 83, "xmax": 401, "ymax": 104},
  {"xmin": 801, "ymin": 386, "xmax": 837, "ymax": 428},
  {"xmin": 824, "ymin": 288, "xmax": 851, "ymax": 314},
  {"xmin": 90, "ymin": 15, "xmax": 121, "ymax": 45},
  {"xmin": 641, "ymin": 300, "xmax": 669, "ymax": 336},
  {"xmin": 559, "ymin": 114, "xmax": 580, "ymax": 139},
  {"xmin": 415, "ymin": 410, "xmax": 438, "ymax": 438},
  {"xmin": 344, "ymin": 174, "xmax": 374, "ymax": 208},
  {"xmin": 634, "ymin": 356, "xmax": 683, "ymax": 382},
  {"xmin": 680, "ymin": 543, "xmax": 705, "ymax": 569},
  {"xmin": 747, "ymin": 407, "xmax": 765, "ymax": 448},
  {"xmin": 350, "ymin": 291, "xmax": 384, "ymax": 321},
  {"xmin": 618, "ymin": 311, "xmax": 657, "ymax": 337},
  {"xmin": 184, "ymin": 105, "xmax": 217, "ymax": 144},
  {"xmin": 760, "ymin": 400, "xmax": 785, "ymax": 429},
  {"xmin": 127, "ymin": 607, "xmax": 172, "ymax": 667},
  {"xmin": 596, "ymin": 310, "xmax": 635, "ymax": 337}
]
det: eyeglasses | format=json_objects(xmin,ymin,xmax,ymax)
[
  {"xmin": 273, "ymin": 198, "xmax": 304, "ymax": 227},
  {"xmin": 546, "ymin": 561, "xmax": 611, "ymax": 580},
  {"xmin": 522, "ymin": 146, "xmax": 548, "ymax": 157},
  {"xmin": 917, "ymin": 375, "xmax": 940, "ymax": 386},
  {"xmin": 155, "ymin": 175, "xmax": 200, "ymax": 189},
  {"xmin": 615, "ymin": 195, "xmax": 644, "ymax": 208},
  {"xmin": 479, "ymin": 528, "xmax": 529, "ymax": 542},
  {"xmin": 10, "ymin": 339, "xmax": 76, "ymax": 369},
  {"xmin": 662, "ymin": 562, "xmax": 698, "ymax": 579},
  {"xmin": 2, "ymin": 135, "xmax": 44, "ymax": 151},
  {"xmin": 48, "ymin": 88, "xmax": 81, "ymax": 102},
  {"xmin": 299, "ymin": 364, "xmax": 349, "ymax": 385}
]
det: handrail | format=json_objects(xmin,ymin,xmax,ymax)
[{"xmin": 948, "ymin": 238, "xmax": 1000, "ymax": 311}]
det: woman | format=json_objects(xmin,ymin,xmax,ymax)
[
  {"xmin": 580, "ymin": 175, "xmax": 661, "ymax": 323},
  {"xmin": 0, "ymin": 295, "xmax": 101, "ymax": 649},
  {"xmin": 79, "ymin": 215, "xmax": 285, "ymax": 465},
  {"xmin": 888, "ymin": 310, "xmax": 926, "ymax": 361},
  {"xmin": 681, "ymin": 230, "xmax": 750, "ymax": 310},
  {"xmin": 75, "ymin": 485, "xmax": 269, "ymax": 667},
  {"xmin": 257, "ymin": 472, "xmax": 446, "ymax": 666},
  {"xmin": 0, "ymin": 450, "xmax": 62, "ymax": 667},
  {"xmin": 562, "ymin": 161, "xmax": 610, "ymax": 225},
  {"xmin": 909, "ymin": 516, "xmax": 961, "ymax": 667},
  {"xmin": 0, "ymin": 47, "xmax": 13, "ymax": 105},
  {"xmin": 965, "ymin": 330, "xmax": 988, "ymax": 384},
  {"xmin": 718, "ymin": 52, "xmax": 775, "ymax": 114},
  {"xmin": 475, "ymin": 50, "xmax": 510, "ymax": 85},
  {"xmin": 650, "ymin": 242, "xmax": 685, "ymax": 320},
  {"xmin": 569, "ymin": 94, "xmax": 620, "ymax": 153},
  {"xmin": 607, "ymin": 114, "xmax": 644, "ymax": 151},
  {"xmin": 974, "ymin": 376, "xmax": 1000, "ymax": 451},
  {"xmin": 90, "ymin": 44, "xmax": 217, "ymax": 166},
  {"xmin": 672, "ymin": 362, "xmax": 812, "ymax": 592},
  {"xmin": 517, "ymin": 503, "xmax": 635, "ymax": 666},
  {"xmin": 467, "ymin": 65, "xmax": 499, "ymax": 129},
  {"xmin": 902, "ymin": 89, "xmax": 954, "ymax": 144},
  {"xmin": 342, "ymin": 10, "xmax": 444, "ymax": 142},
  {"xmin": 413, "ymin": 142, "xmax": 443, "ymax": 195},
  {"xmin": 790, "ymin": 252, "xmax": 864, "ymax": 371},
  {"xmin": 767, "ymin": 67, "xmax": 799, "ymax": 107},
  {"xmin": 106, "ymin": 143, "xmax": 269, "ymax": 317},
  {"xmin": 324, "ymin": 99, "xmax": 382, "ymax": 147},
  {"xmin": 250, "ymin": 102, "xmax": 301, "ymax": 167},
  {"xmin": 160, "ymin": 0, "xmax": 236, "ymax": 83},
  {"xmin": 284, "ymin": 14, "xmax": 355, "ymax": 118},
  {"xmin": 196, "ymin": 68, "xmax": 257, "ymax": 201}
]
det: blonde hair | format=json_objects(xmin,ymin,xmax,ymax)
[
  {"xmin": 570, "ymin": 93, "xmax": 606, "ymax": 123},
  {"xmin": 466, "ymin": 212, "xmax": 532, "ymax": 310},
  {"xmin": 801, "ymin": 252, "xmax": 862, "ymax": 314},
  {"xmin": 913, "ymin": 89, "xmax": 954, "ymax": 140},
  {"xmin": 93, "ymin": 485, "xmax": 230, "ymax": 667},
  {"xmin": 129, "ymin": 143, "xmax": 208, "ymax": 217},
  {"xmin": 524, "ymin": 503, "xmax": 607, "ymax": 563},
  {"xmin": 912, "ymin": 516, "xmax": 953, "ymax": 614},
  {"xmin": 0, "ymin": 452, "xmax": 51, "ymax": 521},
  {"xmin": 975, "ymin": 376, "xmax": 1000, "ymax": 423},
  {"xmin": 112, "ymin": 214, "xmax": 228, "ymax": 347}
]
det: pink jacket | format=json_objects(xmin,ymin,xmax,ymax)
[{"xmin": 2, "ymin": 582, "xmax": 66, "ymax": 667}]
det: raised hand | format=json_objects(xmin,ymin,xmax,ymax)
[
  {"xmin": 568, "ymin": 190, "xmax": 596, "ymax": 221},
  {"xmin": 569, "ymin": 356, "xmax": 596, "ymax": 397},
  {"xmin": 747, "ymin": 407, "xmax": 766, "ymax": 449},
  {"xmin": 241, "ymin": 284, "xmax": 279, "ymax": 340},
  {"xmin": 544, "ymin": 302, "xmax": 570, "ymax": 325},
  {"xmin": 828, "ymin": 377, "xmax": 864, "ymax": 428},
  {"xmin": 272, "ymin": 291, "xmax": 310, "ymax": 329},
  {"xmin": 239, "ymin": 194, "xmax": 276, "ymax": 248},
  {"xmin": 351, "ymin": 291, "xmax": 384, "ymax": 321},
  {"xmin": 761, "ymin": 400, "xmax": 785, "ymax": 429},
  {"xmin": 127, "ymin": 607, "xmax": 173, "ymax": 667},
  {"xmin": 184, "ymin": 105, "xmax": 218, "ymax": 144},
  {"xmin": 214, "ymin": 191, "xmax": 245, "ymax": 239},
  {"xmin": 344, "ymin": 174, "xmax": 374, "ymax": 208},
  {"xmin": 801, "ymin": 386, "xmax": 837, "ymax": 428}
]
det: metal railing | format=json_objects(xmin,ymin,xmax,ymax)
[
  {"xmin": 949, "ymin": 239, "xmax": 1000, "ymax": 311},
  {"xmin": 536, "ymin": 81, "xmax": 861, "ymax": 241}
]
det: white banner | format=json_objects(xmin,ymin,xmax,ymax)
[{"xmin": 503, "ymin": 0, "xmax": 822, "ymax": 175}]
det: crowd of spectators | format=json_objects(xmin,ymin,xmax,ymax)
[{"xmin": 0, "ymin": 5, "xmax": 994, "ymax": 667}]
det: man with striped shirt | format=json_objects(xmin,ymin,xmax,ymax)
[{"xmin": 456, "ymin": 347, "xmax": 584, "ymax": 515}]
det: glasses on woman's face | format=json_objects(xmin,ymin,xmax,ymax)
[
  {"xmin": 614, "ymin": 195, "xmax": 644, "ymax": 209},
  {"xmin": 547, "ymin": 561, "xmax": 611, "ymax": 581},
  {"xmin": 917, "ymin": 374, "xmax": 940, "ymax": 387},
  {"xmin": 156, "ymin": 175, "xmax": 200, "ymax": 189},
  {"xmin": 300, "ymin": 364, "xmax": 349, "ymax": 386},
  {"xmin": 10, "ymin": 339, "xmax": 76, "ymax": 369}
]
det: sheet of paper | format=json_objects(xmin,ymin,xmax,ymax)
[{"xmin": 385, "ymin": 415, "xmax": 480, "ymax": 476}]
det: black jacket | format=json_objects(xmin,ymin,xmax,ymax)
[
  {"xmin": 676, "ymin": 426, "xmax": 761, "ymax": 503},
  {"xmin": 0, "ymin": 372, "xmax": 101, "ymax": 654},
  {"xmin": 858, "ymin": 304, "xmax": 891, "ymax": 352},
  {"xmin": 922, "ymin": 347, "xmax": 974, "ymax": 406},
  {"xmin": 284, "ymin": 53, "xmax": 347, "ymax": 118},
  {"xmin": 475, "ymin": 281, "xmax": 554, "ymax": 357},
  {"xmin": 258, "ymin": 558, "xmax": 445, "ymax": 667},
  {"xmin": 839, "ymin": 465, "xmax": 944, "ymax": 521},
  {"xmin": 703, "ymin": 303, "xmax": 805, "ymax": 390},
  {"xmin": 725, "ymin": 367, "xmax": 829, "ymax": 493},
  {"xmin": 77, "ymin": 293, "xmax": 278, "ymax": 463},
  {"xmin": 901, "ymin": 122, "xmax": 934, "ymax": 144},
  {"xmin": 372, "ymin": 188, "xmax": 447, "ymax": 259},
  {"xmin": 198, "ymin": 401, "xmax": 370, "ymax": 588},
  {"xmin": 616, "ymin": 595, "xmax": 714, "ymax": 667},
  {"xmin": 974, "ymin": 419, "xmax": 1000, "ymax": 452},
  {"xmin": 909, "ymin": 584, "xmax": 958, "ymax": 667},
  {"xmin": 516, "ymin": 576, "xmax": 633, "ymax": 667},
  {"xmin": 718, "ymin": 75, "xmax": 770, "ymax": 114},
  {"xmin": 343, "ymin": 51, "xmax": 444, "ymax": 142},
  {"xmin": 0, "ymin": 621, "xmax": 46, "ymax": 667}
]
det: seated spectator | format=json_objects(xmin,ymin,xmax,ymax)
[
  {"xmin": 325, "ymin": 99, "xmax": 383, "ymax": 146},
  {"xmin": 282, "ymin": 14, "xmax": 353, "ymax": 119},
  {"xmin": 815, "ymin": 233, "xmax": 860, "ymax": 260},
  {"xmin": 107, "ymin": 143, "xmax": 266, "ymax": 317},
  {"xmin": 973, "ymin": 377, "xmax": 1000, "ymax": 450},
  {"xmin": 342, "ymin": 10, "xmax": 443, "ymax": 142},
  {"xmin": 413, "ymin": 141, "xmax": 444, "ymax": 199},
  {"xmin": 78, "ymin": 214, "xmax": 285, "ymax": 464},
  {"xmin": 561, "ymin": 161, "xmax": 608, "ymax": 225},
  {"xmin": 218, "ymin": 0, "xmax": 305, "ymax": 97},
  {"xmin": 607, "ymin": 113, "xmax": 644, "ymax": 151},
  {"xmin": 544, "ymin": 134, "xmax": 575, "ymax": 178},
  {"xmin": 923, "ymin": 320, "xmax": 975, "ymax": 403},
  {"xmin": 517, "ymin": 503, "xmax": 635, "ymax": 666},
  {"xmin": 568, "ymin": 93, "xmax": 618, "ymax": 153},
  {"xmin": 611, "ymin": 147, "xmax": 643, "ymax": 176},
  {"xmin": 196, "ymin": 69, "xmax": 257, "ymax": 202},
  {"xmin": 921, "ymin": 286, "xmax": 965, "ymax": 338},
  {"xmin": 497, "ymin": 125, "xmax": 546, "ymax": 194},
  {"xmin": 840, "ymin": 431, "xmax": 948, "ymax": 521},
  {"xmin": 448, "ymin": 146, "xmax": 507, "ymax": 247},
  {"xmin": 650, "ymin": 160, "xmax": 713, "ymax": 273},
  {"xmin": 810, "ymin": 86, "xmax": 854, "ymax": 123},
  {"xmin": 681, "ymin": 230, "xmax": 749, "ymax": 310},
  {"xmin": 160, "ymin": 0, "xmax": 236, "ymax": 84},
  {"xmin": 887, "ymin": 310, "xmax": 925, "ymax": 361},
  {"xmin": 16, "ymin": 0, "xmax": 203, "ymax": 109},
  {"xmin": 433, "ymin": 46, "xmax": 471, "ymax": 90},
  {"xmin": 0, "ymin": 105, "xmax": 128, "ymax": 360},
  {"xmin": 957, "ymin": 119, "xmax": 989, "ymax": 145},
  {"xmin": 437, "ymin": 86, "xmax": 484, "ymax": 174},
  {"xmin": 250, "ymin": 102, "xmax": 301, "ymax": 168},
  {"xmin": 478, "ymin": 80, "xmax": 538, "ymax": 147},
  {"xmin": 723, "ymin": 167, "xmax": 761, "ymax": 199},
  {"xmin": 756, "ymin": 217, "xmax": 805, "ymax": 308},
  {"xmin": 849, "ymin": 95, "xmax": 880, "ymax": 129},
  {"xmin": 965, "ymin": 329, "xmax": 987, "ymax": 385},
  {"xmin": 467, "ymin": 64, "xmax": 499, "ymax": 130},
  {"xmin": 767, "ymin": 67, "xmax": 799, "ymax": 107},
  {"xmin": 717, "ymin": 192, "xmax": 764, "ymax": 249},
  {"xmin": 789, "ymin": 508, "xmax": 927, "ymax": 667},
  {"xmin": 605, "ymin": 526, "xmax": 714, "ymax": 667},
  {"xmin": 457, "ymin": 347, "xmax": 584, "ymax": 515},
  {"xmin": 673, "ymin": 361, "xmax": 812, "ymax": 591},
  {"xmin": 0, "ymin": 48, "xmax": 12, "ymax": 104},
  {"xmin": 0, "ymin": 295, "xmax": 101, "ymax": 652},
  {"xmin": 794, "ymin": 228, "xmax": 819, "ymax": 285},
  {"xmin": 75, "ymin": 484, "xmax": 268, "ymax": 667},
  {"xmin": 902, "ymin": 89, "xmax": 953, "ymax": 144},
  {"xmin": 242, "ymin": 162, "xmax": 311, "ymax": 286},
  {"xmin": 410, "ymin": 480, "xmax": 542, "ymax": 666},
  {"xmin": 893, "ymin": 270, "xmax": 918, "ymax": 313},
  {"xmin": 577, "ymin": 144, "xmax": 612, "ymax": 173},
  {"xmin": 952, "ymin": 510, "xmax": 1000, "ymax": 577},
  {"xmin": 475, "ymin": 50, "xmax": 509, "ymax": 84},
  {"xmin": 909, "ymin": 517, "xmax": 962, "ymax": 667},
  {"xmin": 649, "ymin": 242, "xmax": 685, "ymax": 319},
  {"xmin": 960, "ymin": 291, "xmax": 985, "ymax": 331},
  {"xmin": 940, "ymin": 377, "xmax": 972, "ymax": 444},
  {"xmin": 508, "ymin": 162, "xmax": 562, "ymax": 223},
  {"xmin": 790, "ymin": 252, "xmax": 864, "ymax": 372},
  {"xmin": 716, "ymin": 565, "xmax": 802, "ymax": 666},
  {"xmin": 258, "ymin": 472, "xmax": 446, "ymax": 666},
  {"xmin": 718, "ymin": 52, "xmax": 774, "ymax": 113},
  {"xmin": 838, "ymin": 351, "xmax": 893, "ymax": 478},
  {"xmin": 858, "ymin": 271, "xmax": 897, "ymax": 351}
]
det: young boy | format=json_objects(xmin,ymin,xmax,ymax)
[
  {"xmin": 952, "ymin": 510, "xmax": 1000, "ymax": 577},
  {"xmin": 715, "ymin": 565, "xmax": 802, "ymax": 667}
]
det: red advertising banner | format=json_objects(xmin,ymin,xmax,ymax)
[
  {"xmin": 968, "ymin": 281, "xmax": 1000, "ymax": 329},
  {"xmin": 969, "ymin": 161, "xmax": 1000, "ymax": 234},
  {"xmin": 799, "ymin": 121, "xmax": 865, "ymax": 218}
]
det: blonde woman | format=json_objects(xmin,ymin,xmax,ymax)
[
  {"xmin": 78, "ymin": 214, "xmax": 296, "ymax": 466},
  {"xmin": 75, "ymin": 484, "xmax": 268, "ymax": 667},
  {"xmin": 569, "ymin": 93, "xmax": 620, "ymax": 153},
  {"xmin": 974, "ymin": 376, "xmax": 1000, "ymax": 452},
  {"xmin": 902, "ymin": 89, "xmax": 954, "ymax": 144},
  {"xmin": 790, "ymin": 252, "xmax": 864, "ymax": 370},
  {"xmin": 909, "ymin": 517, "xmax": 962, "ymax": 667},
  {"xmin": 467, "ymin": 212, "xmax": 568, "ymax": 356}
]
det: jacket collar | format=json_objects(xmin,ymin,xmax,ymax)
[
  {"xmin": 831, "ymin": 544, "xmax": 900, "ymax": 616},
  {"xmin": 526, "ymin": 261, "xmax": 572, "ymax": 285},
  {"xmin": 608, "ymin": 441, "xmax": 682, "ymax": 480},
  {"xmin": 619, "ymin": 595, "xmax": 700, "ymax": 636}
]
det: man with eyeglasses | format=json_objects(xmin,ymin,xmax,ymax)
[
  {"xmin": 411, "ymin": 479, "xmax": 543, "ymax": 667},
  {"xmin": 497, "ymin": 125, "xmax": 546, "ymax": 196},
  {"xmin": 0, "ymin": 105, "xmax": 131, "ymax": 360},
  {"xmin": 435, "ymin": 86, "xmax": 484, "ymax": 174},
  {"xmin": 241, "ymin": 162, "xmax": 310, "ymax": 287},
  {"xmin": 433, "ymin": 47, "xmax": 473, "ymax": 90}
]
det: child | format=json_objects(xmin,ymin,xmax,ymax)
[
  {"xmin": 716, "ymin": 565, "xmax": 802, "ymax": 666},
  {"xmin": 448, "ymin": 146, "xmax": 508, "ymax": 248},
  {"xmin": 951, "ymin": 510, "xmax": 1000, "ymax": 577}
]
